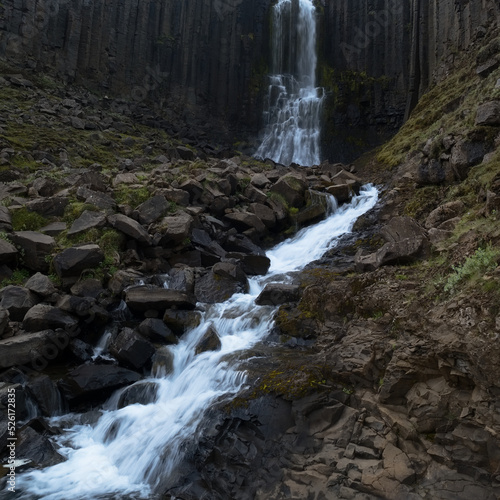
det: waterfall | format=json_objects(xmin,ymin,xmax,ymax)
[
  {"xmin": 12, "ymin": 186, "xmax": 378, "ymax": 500},
  {"xmin": 255, "ymin": 0, "xmax": 324, "ymax": 167}
]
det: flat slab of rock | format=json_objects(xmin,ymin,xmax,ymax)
[
  {"xmin": 0, "ymin": 330, "xmax": 53, "ymax": 369},
  {"xmin": 23, "ymin": 304, "xmax": 78, "ymax": 332},
  {"xmin": 157, "ymin": 212, "xmax": 194, "ymax": 246},
  {"xmin": 125, "ymin": 287, "xmax": 197, "ymax": 314},
  {"xmin": 59, "ymin": 364, "xmax": 141, "ymax": 401},
  {"xmin": 67, "ymin": 210, "xmax": 107, "ymax": 235},
  {"xmin": 255, "ymin": 283, "xmax": 301, "ymax": 306},
  {"xmin": 108, "ymin": 214, "xmax": 152, "ymax": 245},
  {"xmin": 53, "ymin": 244, "xmax": 104, "ymax": 278}
]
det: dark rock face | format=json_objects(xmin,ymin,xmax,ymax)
[
  {"xmin": 59, "ymin": 364, "xmax": 141, "ymax": 402},
  {"xmin": 109, "ymin": 327, "xmax": 155, "ymax": 370},
  {"xmin": 0, "ymin": 0, "xmax": 272, "ymax": 137}
]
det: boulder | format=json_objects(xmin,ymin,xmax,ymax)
[
  {"xmin": 176, "ymin": 146, "xmax": 196, "ymax": 160},
  {"xmin": 225, "ymin": 252, "xmax": 271, "ymax": 276},
  {"xmin": 270, "ymin": 175, "xmax": 307, "ymax": 208},
  {"xmin": 23, "ymin": 304, "xmax": 78, "ymax": 332},
  {"xmin": 166, "ymin": 267, "xmax": 195, "ymax": 294},
  {"xmin": 255, "ymin": 284, "xmax": 301, "ymax": 306},
  {"xmin": 27, "ymin": 375, "xmax": 64, "ymax": 416},
  {"xmin": 136, "ymin": 195, "xmax": 169, "ymax": 225},
  {"xmin": 248, "ymin": 203, "xmax": 276, "ymax": 229},
  {"xmin": 251, "ymin": 173, "xmax": 269, "ymax": 188},
  {"xmin": 11, "ymin": 231, "xmax": 56, "ymax": 272},
  {"xmin": 53, "ymin": 244, "xmax": 104, "ymax": 279},
  {"xmin": 151, "ymin": 347, "xmax": 175, "ymax": 376},
  {"xmin": 67, "ymin": 210, "xmax": 107, "ymax": 236},
  {"xmin": 76, "ymin": 186, "xmax": 116, "ymax": 210},
  {"xmin": 25, "ymin": 273, "xmax": 57, "ymax": 297},
  {"xmin": 326, "ymin": 184, "xmax": 354, "ymax": 204},
  {"xmin": 70, "ymin": 278, "xmax": 105, "ymax": 299},
  {"xmin": 224, "ymin": 212, "xmax": 266, "ymax": 234},
  {"xmin": 0, "ymin": 330, "xmax": 53, "ymax": 369},
  {"xmin": 157, "ymin": 212, "xmax": 194, "ymax": 246},
  {"xmin": 0, "ymin": 206, "xmax": 12, "ymax": 231},
  {"xmin": 25, "ymin": 197, "xmax": 69, "ymax": 217},
  {"xmin": 179, "ymin": 179, "xmax": 203, "ymax": 202},
  {"xmin": 450, "ymin": 141, "xmax": 486, "ymax": 177},
  {"xmin": 425, "ymin": 201, "xmax": 465, "ymax": 229},
  {"xmin": 109, "ymin": 327, "xmax": 155, "ymax": 369},
  {"xmin": 0, "ymin": 238, "xmax": 18, "ymax": 264},
  {"xmin": 194, "ymin": 269, "xmax": 248, "ymax": 303},
  {"xmin": 108, "ymin": 214, "xmax": 152, "ymax": 245},
  {"xmin": 40, "ymin": 221, "xmax": 67, "ymax": 236},
  {"xmin": 108, "ymin": 269, "xmax": 144, "ymax": 295},
  {"xmin": 195, "ymin": 326, "xmax": 222, "ymax": 355},
  {"xmin": 59, "ymin": 364, "xmax": 141, "ymax": 401},
  {"xmin": 16, "ymin": 426, "xmax": 64, "ymax": 468},
  {"xmin": 0, "ymin": 306, "xmax": 9, "ymax": 337},
  {"xmin": 125, "ymin": 287, "xmax": 197, "ymax": 314},
  {"xmin": 0, "ymin": 286, "xmax": 41, "ymax": 321},
  {"xmin": 138, "ymin": 318, "xmax": 178, "ymax": 344},
  {"xmin": 162, "ymin": 309, "xmax": 201, "ymax": 336},
  {"xmin": 117, "ymin": 381, "xmax": 159, "ymax": 408},
  {"xmin": 160, "ymin": 188, "xmax": 190, "ymax": 206},
  {"xmin": 475, "ymin": 101, "xmax": 500, "ymax": 126}
]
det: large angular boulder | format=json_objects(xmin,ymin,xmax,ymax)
[
  {"xmin": 25, "ymin": 197, "xmax": 69, "ymax": 216},
  {"xmin": 138, "ymin": 318, "xmax": 177, "ymax": 344},
  {"xmin": 109, "ymin": 327, "xmax": 155, "ymax": 369},
  {"xmin": 16, "ymin": 426, "xmax": 64, "ymax": 468},
  {"xmin": 136, "ymin": 195, "xmax": 169, "ymax": 225},
  {"xmin": 356, "ymin": 217, "xmax": 430, "ymax": 272},
  {"xmin": 0, "ymin": 238, "xmax": 18, "ymax": 264},
  {"xmin": 224, "ymin": 212, "xmax": 266, "ymax": 234},
  {"xmin": 225, "ymin": 252, "xmax": 271, "ymax": 275},
  {"xmin": 195, "ymin": 326, "xmax": 222, "ymax": 355},
  {"xmin": 27, "ymin": 375, "xmax": 64, "ymax": 416},
  {"xmin": 255, "ymin": 283, "xmax": 301, "ymax": 306},
  {"xmin": 270, "ymin": 175, "xmax": 307, "ymax": 208},
  {"xmin": 0, "ymin": 286, "xmax": 41, "ymax": 321},
  {"xmin": 107, "ymin": 214, "xmax": 152, "ymax": 245},
  {"xmin": 11, "ymin": 231, "xmax": 56, "ymax": 272},
  {"xmin": 23, "ymin": 304, "xmax": 78, "ymax": 332},
  {"xmin": 194, "ymin": 269, "xmax": 248, "ymax": 304},
  {"xmin": 157, "ymin": 212, "xmax": 194, "ymax": 246},
  {"xmin": 58, "ymin": 364, "xmax": 141, "ymax": 401},
  {"xmin": 125, "ymin": 287, "xmax": 197, "ymax": 314},
  {"xmin": 117, "ymin": 381, "xmax": 159, "ymax": 408},
  {"xmin": 67, "ymin": 210, "xmax": 107, "ymax": 236},
  {"xmin": 25, "ymin": 273, "xmax": 57, "ymax": 297},
  {"xmin": 53, "ymin": 244, "xmax": 104, "ymax": 279},
  {"xmin": 475, "ymin": 101, "xmax": 500, "ymax": 126},
  {"xmin": 0, "ymin": 330, "xmax": 53, "ymax": 369},
  {"xmin": 76, "ymin": 186, "xmax": 116, "ymax": 210},
  {"xmin": 162, "ymin": 310, "xmax": 201, "ymax": 336}
]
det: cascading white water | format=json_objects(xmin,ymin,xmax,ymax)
[
  {"xmin": 255, "ymin": 0, "xmax": 324, "ymax": 166},
  {"xmin": 13, "ymin": 185, "xmax": 378, "ymax": 500}
]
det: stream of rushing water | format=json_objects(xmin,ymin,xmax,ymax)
[
  {"xmin": 255, "ymin": 0, "xmax": 324, "ymax": 166},
  {"xmin": 12, "ymin": 186, "xmax": 378, "ymax": 500}
]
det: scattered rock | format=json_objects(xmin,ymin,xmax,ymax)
[
  {"xmin": 109, "ymin": 327, "xmax": 155, "ymax": 369},
  {"xmin": 195, "ymin": 326, "xmax": 221, "ymax": 355}
]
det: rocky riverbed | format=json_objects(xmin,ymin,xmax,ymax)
[{"xmin": 2, "ymin": 28, "xmax": 500, "ymax": 499}]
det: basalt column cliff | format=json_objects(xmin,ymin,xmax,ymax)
[{"xmin": 0, "ymin": 0, "xmax": 499, "ymax": 159}]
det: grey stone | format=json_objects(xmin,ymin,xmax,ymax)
[
  {"xmin": 11, "ymin": 231, "xmax": 56, "ymax": 272},
  {"xmin": 195, "ymin": 326, "xmax": 221, "ymax": 355},
  {"xmin": 23, "ymin": 304, "xmax": 78, "ymax": 332},
  {"xmin": 125, "ymin": 287, "xmax": 197, "ymax": 314},
  {"xmin": 53, "ymin": 244, "xmax": 104, "ymax": 279},
  {"xmin": 67, "ymin": 210, "xmax": 107, "ymax": 235},
  {"xmin": 0, "ymin": 286, "xmax": 41, "ymax": 321},
  {"xmin": 109, "ymin": 327, "xmax": 155, "ymax": 369},
  {"xmin": 108, "ymin": 213, "xmax": 152, "ymax": 245}
]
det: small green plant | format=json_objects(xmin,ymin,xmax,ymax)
[
  {"xmin": 1, "ymin": 268, "xmax": 30, "ymax": 287},
  {"xmin": 11, "ymin": 208, "xmax": 48, "ymax": 231},
  {"xmin": 444, "ymin": 245, "xmax": 500, "ymax": 293}
]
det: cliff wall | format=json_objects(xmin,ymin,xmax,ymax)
[{"xmin": 0, "ymin": 0, "xmax": 499, "ymax": 159}]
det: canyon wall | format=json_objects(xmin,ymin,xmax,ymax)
[{"xmin": 0, "ymin": 0, "xmax": 499, "ymax": 159}]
